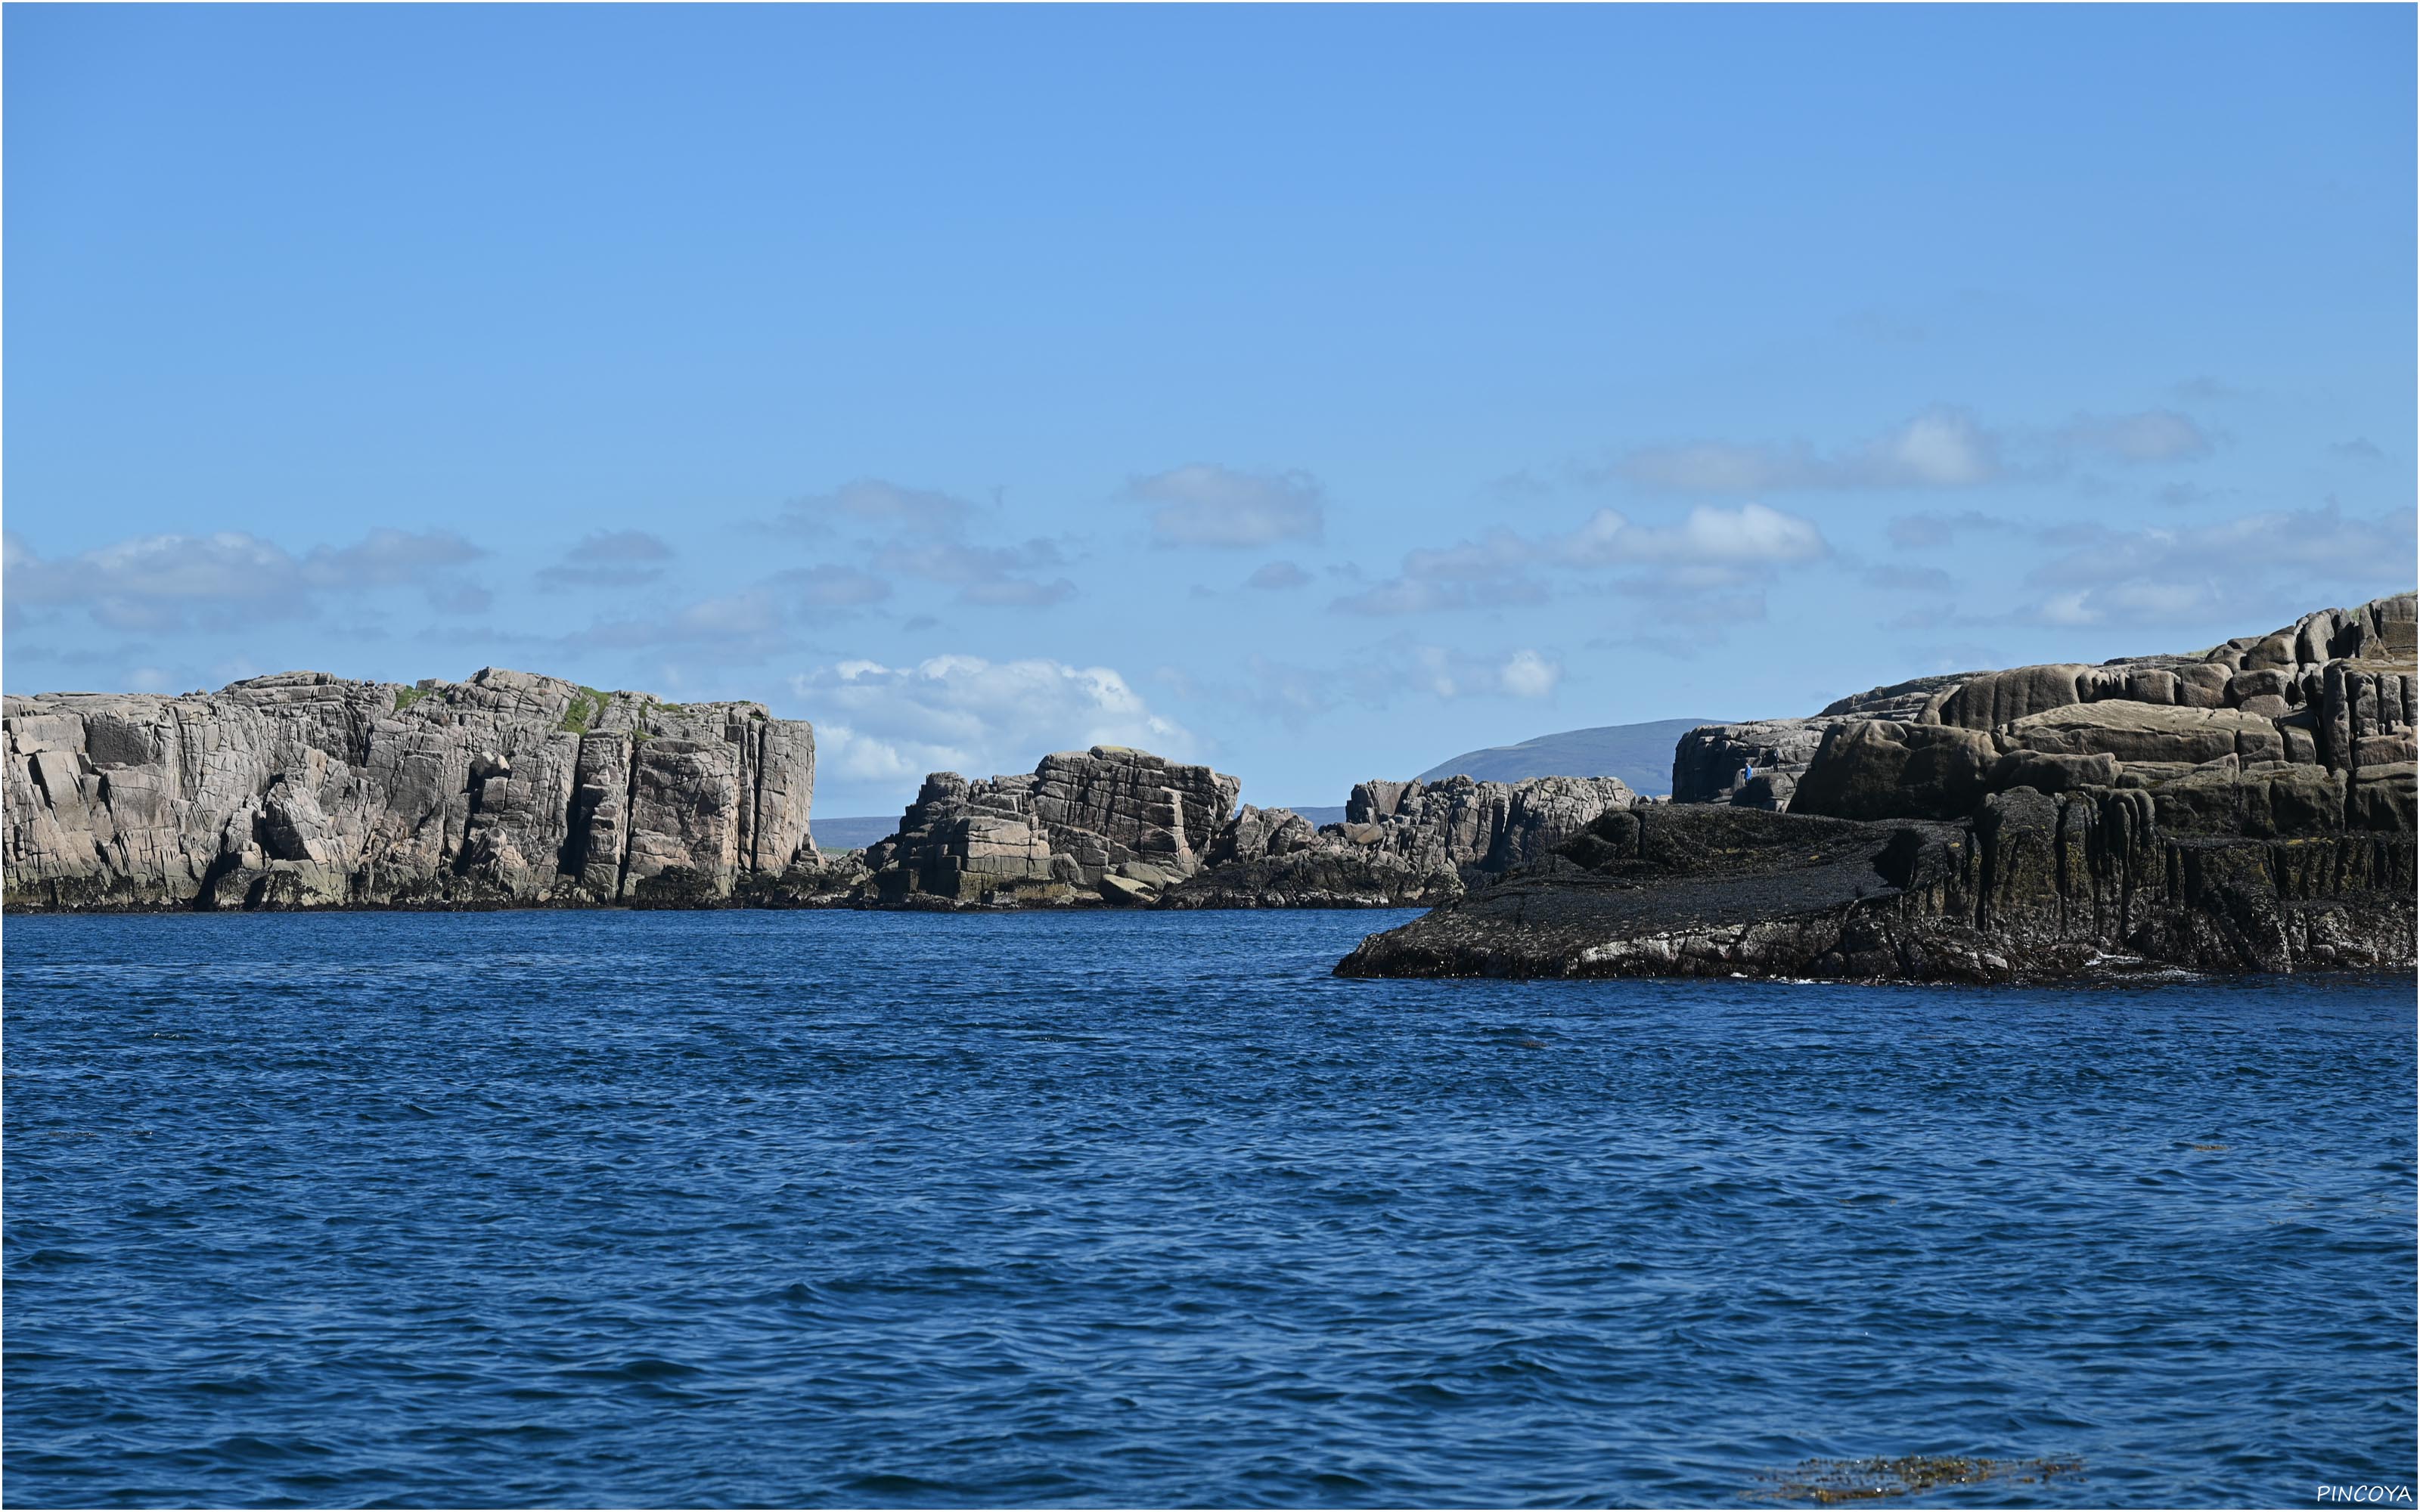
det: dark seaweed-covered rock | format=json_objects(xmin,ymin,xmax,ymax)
[
  {"xmin": 1334, "ymin": 798, "xmax": 2415, "ymax": 982},
  {"xmin": 1159, "ymin": 847, "xmax": 1457, "ymax": 909}
]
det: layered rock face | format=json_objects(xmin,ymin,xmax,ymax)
[
  {"xmin": 5, "ymin": 669, "xmax": 816, "ymax": 909},
  {"xmin": 1341, "ymin": 594, "xmax": 2417, "ymax": 981},
  {"xmin": 863, "ymin": 747, "xmax": 1244, "ymax": 906},
  {"xmin": 1788, "ymin": 593, "xmax": 2416, "ymax": 824}
]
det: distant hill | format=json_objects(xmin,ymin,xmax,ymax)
[
  {"xmin": 1414, "ymin": 717, "xmax": 1726, "ymax": 795},
  {"xmin": 810, "ymin": 815, "xmax": 904, "ymax": 850},
  {"xmin": 1283, "ymin": 805, "xmax": 1348, "ymax": 829}
]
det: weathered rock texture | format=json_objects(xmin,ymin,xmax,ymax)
[
  {"xmin": 1335, "ymin": 798, "xmax": 2413, "ymax": 982},
  {"xmin": 858, "ymin": 754, "xmax": 1639, "ymax": 909},
  {"xmin": 863, "ymin": 747, "xmax": 1244, "ymax": 906},
  {"xmin": 1163, "ymin": 773, "xmax": 1637, "ymax": 909},
  {"xmin": 1668, "ymin": 673, "xmax": 1984, "ymax": 809},
  {"xmin": 5, "ymin": 669, "xmax": 818, "ymax": 910},
  {"xmin": 1340, "ymin": 595, "xmax": 2417, "ymax": 981},
  {"xmin": 1788, "ymin": 593, "xmax": 2417, "ymax": 825}
]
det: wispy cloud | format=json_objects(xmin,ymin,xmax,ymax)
[
  {"xmin": 2053, "ymin": 410, "xmax": 2210, "ymax": 463},
  {"xmin": 2014, "ymin": 502, "xmax": 2413, "ymax": 627},
  {"xmin": 1333, "ymin": 503, "xmax": 1831, "ymax": 617},
  {"xmin": 1125, "ymin": 464, "xmax": 1325, "ymax": 548},
  {"xmin": 4, "ymin": 526, "xmax": 485, "ymax": 634},
  {"xmin": 764, "ymin": 479, "xmax": 1072, "ymax": 609},
  {"xmin": 1616, "ymin": 409, "xmax": 2000, "ymax": 494},
  {"xmin": 1613, "ymin": 405, "xmax": 2213, "ymax": 495},
  {"xmin": 538, "ymin": 529, "xmax": 675, "ymax": 590},
  {"xmin": 1888, "ymin": 510, "xmax": 2022, "ymax": 550},
  {"xmin": 772, "ymin": 479, "xmax": 977, "ymax": 538}
]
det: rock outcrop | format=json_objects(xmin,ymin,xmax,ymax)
[
  {"xmin": 1786, "ymin": 593, "xmax": 2415, "ymax": 826},
  {"xmin": 858, "ymin": 756, "xmax": 1640, "ymax": 910},
  {"xmin": 1160, "ymin": 774, "xmax": 1637, "ymax": 909},
  {"xmin": 1339, "ymin": 594, "xmax": 2418, "ymax": 981},
  {"xmin": 1334, "ymin": 795, "xmax": 2413, "ymax": 981},
  {"xmin": 5, "ymin": 668, "xmax": 818, "ymax": 909},
  {"xmin": 862, "ymin": 747, "xmax": 1245, "ymax": 906}
]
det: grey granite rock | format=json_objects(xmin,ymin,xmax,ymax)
[
  {"xmin": 5, "ymin": 668, "xmax": 815, "ymax": 910},
  {"xmin": 1784, "ymin": 593, "xmax": 2416, "ymax": 829},
  {"xmin": 1669, "ymin": 717, "xmax": 1842, "ymax": 805},
  {"xmin": 864, "ymin": 746, "xmax": 1243, "ymax": 906}
]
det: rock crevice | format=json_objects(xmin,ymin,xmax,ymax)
[{"xmin": 5, "ymin": 668, "xmax": 816, "ymax": 909}]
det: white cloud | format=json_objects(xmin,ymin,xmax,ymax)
[
  {"xmin": 791, "ymin": 655, "xmax": 1196, "ymax": 789},
  {"xmin": 1411, "ymin": 646, "xmax": 1563, "ymax": 701},
  {"xmin": 1498, "ymin": 649, "xmax": 1562, "ymax": 699},
  {"xmin": 1246, "ymin": 560, "xmax": 1311, "ymax": 590},
  {"xmin": 1125, "ymin": 464, "xmax": 1325, "ymax": 548},
  {"xmin": 1556, "ymin": 503, "xmax": 1831, "ymax": 567}
]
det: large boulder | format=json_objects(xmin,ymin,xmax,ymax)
[
  {"xmin": 1791, "ymin": 721, "xmax": 1998, "ymax": 822},
  {"xmin": 2000, "ymin": 702, "xmax": 2285, "ymax": 767},
  {"xmin": 1929, "ymin": 664, "xmax": 2099, "ymax": 731}
]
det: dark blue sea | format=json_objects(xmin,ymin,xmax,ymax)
[{"xmin": 5, "ymin": 910, "xmax": 2414, "ymax": 1508}]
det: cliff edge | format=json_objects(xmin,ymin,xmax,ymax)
[{"xmin": 5, "ymin": 668, "xmax": 816, "ymax": 909}]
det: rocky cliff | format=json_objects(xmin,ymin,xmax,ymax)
[
  {"xmin": 5, "ymin": 668, "xmax": 817, "ymax": 909},
  {"xmin": 1339, "ymin": 594, "xmax": 2417, "ymax": 981}
]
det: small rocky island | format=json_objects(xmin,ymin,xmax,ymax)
[
  {"xmin": 1339, "ymin": 593, "xmax": 2417, "ymax": 981},
  {"xmin": 7, "ymin": 592, "xmax": 2414, "ymax": 983}
]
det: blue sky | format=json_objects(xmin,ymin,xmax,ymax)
[{"xmin": 6, "ymin": 5, "xmax": 2413, "ymax": 816}]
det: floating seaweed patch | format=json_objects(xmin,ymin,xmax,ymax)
[{"xmin": 1754, "ymin": 1455, "xmax": 2083, "ymax": 1504}]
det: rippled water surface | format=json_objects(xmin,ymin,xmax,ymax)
[{"xmin": 5, "ymin": 910, "xmax": 2413, "ymax": 1507}]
